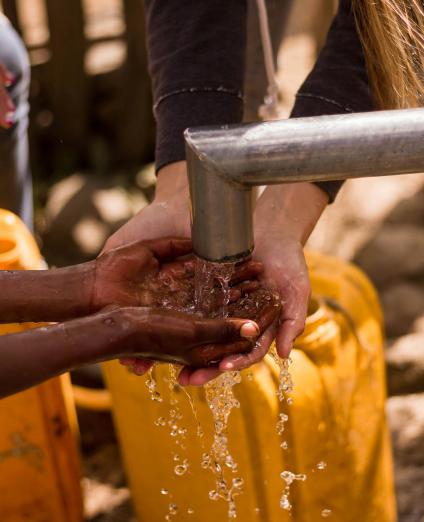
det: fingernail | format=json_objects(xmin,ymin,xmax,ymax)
[{"xmin": 240, "ymin": 321, "xmax": 259, "ymax": 339}]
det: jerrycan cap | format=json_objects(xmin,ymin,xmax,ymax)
[
  {"xmin": 0, "ymin": 234, "xmax": 20, "ymax": 269},
  {"xmin": 0, "ymin": 210, "xmax": 42, "ymax": 270}
]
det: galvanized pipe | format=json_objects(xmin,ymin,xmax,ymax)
[{"xmin": 185, "ymin": 108, "xmax": 424, "ymax": 262}]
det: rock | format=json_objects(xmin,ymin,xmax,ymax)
[
  {"xmin": 354, "ymin": 225, "xmax": 424, "ymax": 289},
  {"xmin": 386, "ymin": 333, "xmax": 424, "ymax": 396},
  {"xmin": 412, "ymin": 314, "xmax": 424, "ymax": 333},
  {"xmin": 392, "ymin": 464, "xmax": 424, "ymax": 522},
  {"xmin": 82, "ymin": 478, "xmax": 131, "ymax": 520},
  {"xmin": 381, "ymin": 283, "xmax": 424, "ymax": 338},
  {"xmin": 388, "ymin": 394, "xmax": 424, "ymax": 465},
  {"xmin": 387, "ymin": 394, "xmax": 424, "ymax": 522},
  {"xmin": 385, "ymin": 187, "xmax": 424, "ymax": 227}
]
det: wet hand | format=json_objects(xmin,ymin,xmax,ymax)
[
  {"xmin": 93, "ymin": 237, "xmax": 264, "ymax": 310},
  {"xmin": 116, "ymin": 307, "xmax": 261, "ymax": 367},
  {"xmin": 248, "ymin": 182, "xmax": 327, "ymax": 362},
  {"xmin": 250, "ymin": 236, "xmax": 310, "ymax": 359},
  {"xmin": 177, "ymin": 285, "xmax": 281, "ymax": 385},
  {"xmin": 92, "ymin": 237, "xmax": 192, "ymax": 311}
]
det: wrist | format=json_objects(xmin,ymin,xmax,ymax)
[
  {"xmin": 154, "ymin": 161, "xmax": 189, "ymax": 204},
  {"xmin": 53, "ymin": 261, "xmax": 98, "ymax": 320},
  {"xmin": 109, "ymin": 307, "xmax": 149, "ymax": 357},
  {"xmin": 254, "ymin": 182, "xmax": 328, "ymax": 246},
  {"xmin": 60, "ymin": 308, "xmax": 134, "ymax": 367}
]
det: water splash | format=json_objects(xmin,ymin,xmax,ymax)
[
  {"xmin": 204, "ymin": 371, "xmax": 244, "ymax": 519},
  {"xmin": 194, "ymin": 257, "xmax": 235, "ymax": 316},
  {"xmin": 270, "ymin": 348, "xmax": 307, "ymax": 512},
  {"xmin": 174, "ymin": 459, "xmax": 189, "ymax": 476},
  {"xmin": 279, "ymin": 471, "xmax": 307, "ymax": 511},
  {"xmin": 165, "ymin": 503, "xmax": 179, "ymax": 520},
  {"xmin": 145, "ymin": 365, "xmax": 163, "ymax": 402}
]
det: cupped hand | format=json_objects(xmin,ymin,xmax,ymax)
[
  {"xmin": 0, "ymin": 64, "xmax": 15, "ymax": 128},
  {"xmin": 116, "ymin": 307, "xmax": 261, "ymax": 367},
  {"xmin": 93, "ymin": 236, "xmax": 264, "ymax": 312},
  {"xmin": 215, "ymin": 183, "xmax": 327, "ymax": 372},
  {"xmin": 92, "ymin": 237, "xmax": 192, "ymax": 311},
  {"xmin": 251, "ymin": 235, "xmax": 310, "ymax": 359},
  {"xmin": 177, "ymin": 286, "xmax": 281, "ymax": 385}
]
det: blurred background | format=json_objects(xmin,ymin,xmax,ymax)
[{"xmin": 1, "ymin": 0, "xmax": 424, "ymax": 520}]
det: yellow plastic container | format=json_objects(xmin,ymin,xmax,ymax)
[
  {"xmin": 103, "ymin": 250, "xmax": 396, "ymax": 522},
  {"xmin": 0, "ymin": 209, "xmax": 83, "ymax": 522}
]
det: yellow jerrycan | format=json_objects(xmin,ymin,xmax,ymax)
[
  {"xmin": 0, "ymin": 209, "xmax": 83, "ymax": 522},
  {"xmin": 103, "ymin": 250, "xmax": 396, "ymax": 522}
]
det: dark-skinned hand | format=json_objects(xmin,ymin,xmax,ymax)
[{"xmin": 114, "ymin": 241, "xmax": 281, "ymax": 376}]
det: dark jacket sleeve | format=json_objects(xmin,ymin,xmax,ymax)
[
  {"xmin": 145, "ymin": 0, "xmax": 374, "ymax": 203},
  {"xmin": 144, "ymin": 0, "xmax": 247, "ymax": 172},
  {"xmin": 290, "ymin": 0, "xmax": 375, "ymax": 201}
]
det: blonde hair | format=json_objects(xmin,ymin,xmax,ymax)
[{"xmin": 353, "ymin": 0, "xmax": 424, "ymax": 109}]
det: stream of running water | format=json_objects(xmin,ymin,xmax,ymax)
[{"xmin": 145, "ymin": 257, "xmax": 323, "ymax": 519}]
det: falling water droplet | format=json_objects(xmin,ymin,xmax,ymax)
[
  {"xmin": 174, "ymin": 459, "xmax": 189, "ymax": 476},
  {"xmin": 280, "ymin": 494, "xmax": 292, "ymax": 511},
  {"xmin": 209, "ymin": 490, "xmax": 219, "ymax": 501},
  {"xmin": 154, "ymin": 417, "xmax": 167, "ymax": 427}
]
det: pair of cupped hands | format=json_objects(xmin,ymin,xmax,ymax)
[{"xmin": 90, "ymin": 236, "xmax": 280, "ymax": 386}]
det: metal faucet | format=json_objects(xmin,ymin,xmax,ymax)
[{"xmin": 185, "ymin": 108, "xmax": 424, "ymax": 262}]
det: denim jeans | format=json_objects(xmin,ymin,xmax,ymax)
[{"xmin": 0, "ymin": 15, "xmax": 32, "ymax": 229}]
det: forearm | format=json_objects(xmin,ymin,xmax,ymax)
[
  {"xmin": 0, "ymin": 262, "xmax": 95, "ymax": 323},
  {"xmin": 254, "ymin": 182, "xmax": 328, "ymax": 245},
  {"xmin": 0, "ymin": 309, "xmax": 128, "ymax": 398}
]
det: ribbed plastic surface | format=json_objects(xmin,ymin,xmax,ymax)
[{"xmin": 0, "ymin": 209, "xmax": 83, "ymax": 522}]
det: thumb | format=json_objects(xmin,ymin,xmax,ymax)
[{"xmin": 195, "ymin": 318, "xmax": 259, "ymax": 344}]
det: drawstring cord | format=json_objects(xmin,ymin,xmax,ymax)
[{"xmin": 256, "ymin": 0, "xmax": 280, "ymax": 119}]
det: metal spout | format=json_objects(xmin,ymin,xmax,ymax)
[{"xmin": 185, "ymin": 108, "xmax": 424, "ymax": 262}]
